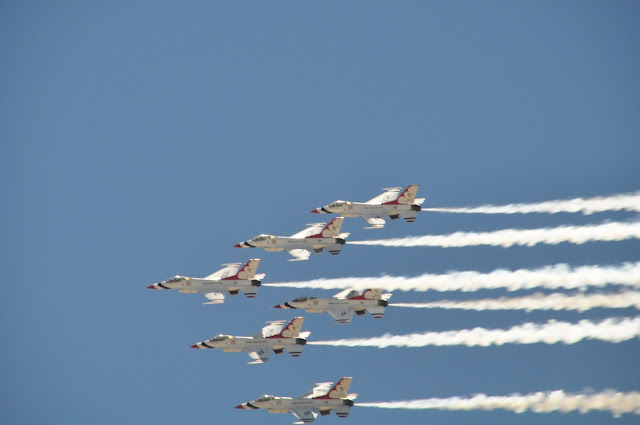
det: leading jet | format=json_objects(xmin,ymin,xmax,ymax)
[
  {"xmin": 310, "ymin": 184, "xmax": 425, "ymax": 229},
  {"xmin": 147, "ymin": 259, "xmax": 263, "ymax": 305},
  {"xmin": 234, "ymin": 217, "xmax": 350, "ymax": 261},
  {"xmin": 273, "ymin": 288, "xmax": 392, "ymax": 324},
  {"xmin": 191, "ymin": 317, "xmax": 310, "ymax": 364},
  {"xmin": 236, "ymin": 377, "xmax": 357, "ymax": 424}
]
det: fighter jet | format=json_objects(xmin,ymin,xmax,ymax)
[
  {"xmin": 310, "ymin": 184, "xmax": 425, "ymax": 229},
  {"xmin": 234, "ymin": 217, "xmax": 350, "ymax": 261},
  {"xmin": 147, "ymin": 259, "xmax": 263, "ymax": 305},
  {"xmin": 273, "ymin": 288, "xmax": 392, "ymax": 324},
  {"xmin": 236, "ymin": 377, "xmax": 357, "ymax": 423},
  {"xmin": 190, "ymin": 317, "xmax": 310, "ymax": 364}
]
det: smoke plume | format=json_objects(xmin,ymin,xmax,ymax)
[
  {"xmin": 264, "ymin": 262, "xmax": 640, "ymax": 292},
  {"xmin": 348, "ymin": 221, "xmax": 640, "ymax": 248},
  {"xmin": 391, "ymin": 291, "xmax": 640, "ymax": 312},
  {"xmin": 308, "ymin": 316, "xmax": 640, "ymax": 348},
  {"xmin": 357, "ymin": 389, "xmax": 640, "ymax": 417},
  {"xmin": 423, "ymin": 192, "xmax": 640, "ymax": 215}
]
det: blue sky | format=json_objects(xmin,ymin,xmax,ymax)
[{"xmin": 1, "ymin": 2, "xmax": 639, "ymax": 424}]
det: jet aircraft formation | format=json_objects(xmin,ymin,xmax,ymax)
[{"xmin": 148, "ymin": 185, "xmax": 425, "ymax": 423}]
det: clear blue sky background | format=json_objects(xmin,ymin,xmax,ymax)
[{"xmin": 1, "ymin": 2, "xmax": 639, "ymax": 424}]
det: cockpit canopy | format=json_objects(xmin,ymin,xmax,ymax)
[
  {"xmin": 292, "ymin": 296, "xmax": 317, "ymax": 303},
  {"xmin": 328, "ymin": 200, "xmax": 351, "ymax": 208},
  {"xmin": 252, "ymin": 234, "xmax": 275, "ymax": 242},
  {"xmin": 344, "ymin": 290, "xmax": 360, "ymax": 299},
  {"xmin": 166, "ymin": 276, "xmax": 187, "ymax": 283},
  {"xmin": 256, "ymin": 395, "xmax": 275, "ymax": 402},
  {"xmin": 209, "ymin": 334, "xmax": 232, "ymax": 342}
]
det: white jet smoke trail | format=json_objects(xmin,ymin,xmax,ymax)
[
  {"xmin": 264, "ymin": 262, "xmax": 640, "ymax": 292},
  {"xmin": 348, "ymin": 220, "xmax": 640, "ymax": 248},
  {"xmin": 307, "ymin": 316, "xmax": 640, "ymax": 348},
  {"xmin": 391, "ymin": 291, "xmax": 640, "ymax": 312},
  {"xmin": 357, "ymin": 389, "xmax": 640, "ymax": 417},
  {"xmin": 423, "ymin": 192, "xmax": 640, "ymax": 215}
]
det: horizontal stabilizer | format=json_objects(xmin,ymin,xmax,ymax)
[
  {"xmin": 286, "ymin": 346, "xmax": 303, "ymax": 357},
  {"xmin": 367, "ymin": 306, "xmax": 386, "ymax": 318},
  {"xmin": 400, "ymin": 211, "xmax": 419, "ymax": 223},
  {"xmin": 333, "ymin": 405, "xmax": 351, "ymax": 418},
  {"xmin": 326, "ymin": 244, "xmax": 343, "ymax": 256},
  {"xmin": 240, "ymin": 287, "xmax": 259, "ymax": 298}
]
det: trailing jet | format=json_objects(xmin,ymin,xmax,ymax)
[
  {"xmin": 235, "ymin": 377, "xmax": 357, "ymax": 423},
  {"xmin": 310, "ymin": 184, "xmax": 425, "ymax": 229},
  {"xmin": 234, "ymin": 217, "xmax": 350, "ymax": 261},
  {"xmin": 147, "ymin": 259, "xmax": 263, "ymax": 305},
  {"xmin": 191, "ymin": 317, "xmax": 310, "ymax": 364},
  {"xmin": 273, "ymin": 288, "xmax": 392, "ymax": 324}
]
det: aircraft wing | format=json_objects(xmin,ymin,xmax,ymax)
[
  {"xmin": 365, "ymin": 187, "xmax": 401, "ymax": 204},
  {"xmin": 362, "ymin": 215, "xmax": 386, "ymax": 229},
  {"xmin": 256, "ymin": 320, "xmax": 286, "ymax": 338},
  {"xmin": 246, "ymin": 347, "xmax": 270, "ymax": 364},
  {"xmin": 290, "ymin": 223, "xmax": 325, "ymax": 238},
  {"xmin": 292, "ymin": 408, "xmax": 318, "ymax": 423},
  {"xmin": 326, "ymin": 308, "xmax": 355, "ymax": 323},
  {"xmin": 287, "ymin": 249, "xmax": 311, "ymax": 262},
  {"xmin": 204, "ymin": 263, "xmax": 240, "ymax": 280},
  {"xmin": 201, "ymin": 291, "xmax": 226, "ymax": 305},
  {"xmin": 301, "ymin": 382, "xmax": 332, "ymax": 398}
]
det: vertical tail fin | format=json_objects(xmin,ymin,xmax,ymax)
[
  {"xmin": 341, "ymin": 288, "xmax": 385, "ymax": 300},
  {"xmin": 266, "ymin": 317, "xmax": 305, "ymax": 338},
  {"xmin": 384, "ymin": 184, "xmax": 419, "ymax": 205},
  {"xmin": 314, "ymin": 377, "xmax": 353, "ymax": 399},
  {"xmin": 222, "ymin": 258, "xmax": 260, "ymax": 280},
  {"xmin": 360, "ymin": 288, "xmax": 383, "ymax": 300},
  {"xmin": 308, "ymin": 217, "xmax": 344, "ymax": 238}
]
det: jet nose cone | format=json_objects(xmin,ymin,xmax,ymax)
[
  {"xmin": 147, "ymin": 284, "xmax": 158, "ymax": 290},
  {"xmin": 310, "ymin": 208, "xmax": 320, "ymax": 213},
  {"xmin": 272, "ymin": 304, "xmax": 282, "ymax": 309},
  {"xmin": 190, "ymin": 344, "xmax": 199, "ymax": 349},
  {"xmin": 234, "ymin": 404, "xmax": 246, "ymax": 409},
  {"xmin": 233, "ymin": 243, "xmax": 244, "ymax": 248}
]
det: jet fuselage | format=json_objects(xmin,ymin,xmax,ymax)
[
  {"xmin": 276, "ymin": 297, "xmax": 387, "ymax": 312},
  {"xmin": 193, "ymin": 336, "xmax": 307, "ymax": 352},
  {"xmin": 150, "ymin": 276, "xmax": 261, "ymax": 293},
  {"xmin": 316, "ymin": 202, "xmax": 421, "ymax": 218},
  {"xmin": 237, "ymin": 396, "xmax": 354, "ymax": 412},
  {"xmin": 236, "ymin": 236, "xmax": 347, "ymax": 252}
]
